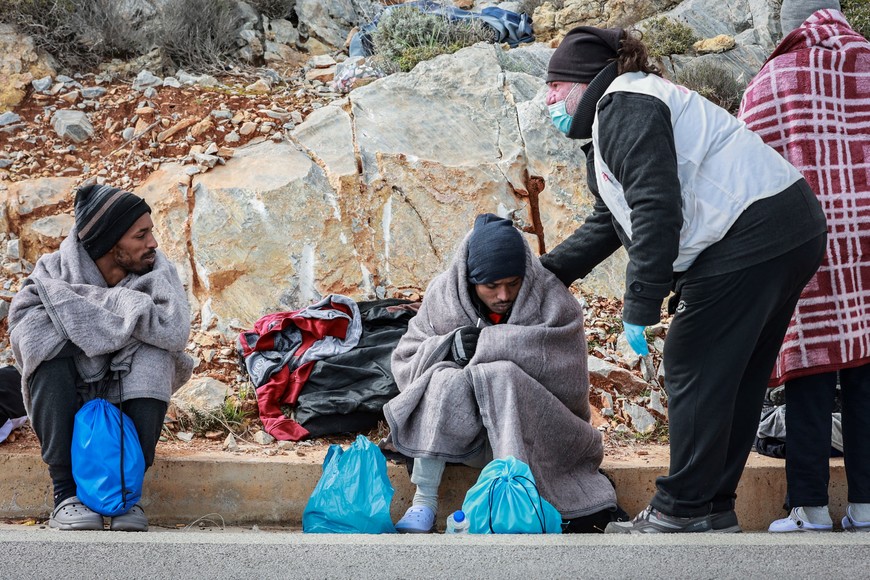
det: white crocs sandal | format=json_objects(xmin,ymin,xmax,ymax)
[{"xmin": 395, "ymin": 505, "xmax": 435, "ymax": 533}]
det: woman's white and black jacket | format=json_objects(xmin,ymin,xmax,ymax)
[{"xmin": 541, "ymin": 72, "xmax": 826, "ymax": 325}]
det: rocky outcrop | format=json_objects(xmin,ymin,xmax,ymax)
[
  {"xmin": 0, "ymin": 24, "xmax": 56, "ymax": 111},
  {"xmin": 659, "ymin": 0, "xmax": 781, "ymax": 82},
  {"xmin": 533, "ymin": 0, "xmax": 683, "ymax": 42},
  {"xmin": 181, "ymin": 40, "xmax": 632, "ymax": 328},
  {"xmin": 8, "ymin": 43, "xmax": 624, "ymax": 331}
]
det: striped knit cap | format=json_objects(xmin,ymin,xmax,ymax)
[{"xmin": 74, "ymin": 184, "xmax": 151, "ymax": 260}]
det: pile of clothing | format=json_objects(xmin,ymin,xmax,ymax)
[{"xmin": 238, "ymin": 296, "xmax": 418, "ymax": 441}]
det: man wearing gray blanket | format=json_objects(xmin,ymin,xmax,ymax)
[
  {"xmin": 9, "ymin": 184, "xmax": 193, "ymax": 532},
  {"xmin": 385, "ymin": 213, "xmax": 622, "ymax": 533}
]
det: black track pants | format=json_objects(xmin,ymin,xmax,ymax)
[{"xmin": 650, "ymin": 234, "xmax": 826, "ymax": 517}]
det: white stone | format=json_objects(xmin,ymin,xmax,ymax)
[
  {"xmin": 171, "ymin": 376, "xmax": 231, "ymax": 413},
  {"xmin": 253, "ymin": 431, "xmax": 275, "ymax": 445}
]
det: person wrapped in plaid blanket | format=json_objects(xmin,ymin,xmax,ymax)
[{"xmin": 738, "ymin": 0, "xmax": 870, "ymax": 533}]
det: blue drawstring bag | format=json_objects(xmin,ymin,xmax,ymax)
[
  {"xmin": 462, "ymin": 456, "xmax": 563, "ymax": 534},
  {"xmin": 71, "ymin": 394, "xmax": 145, "ymax": 517},
  {"xmin": 302, "ymin": 434, "xmax": 396, "ymax": 533}
]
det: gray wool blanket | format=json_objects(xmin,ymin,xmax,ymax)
[
  {"xmin": 384, "ymin": 233, "xmax": 617, "ymax": 518},
  {"xmin": 9, "ymin": 227, "xmax": 194, "ymax": 414}
]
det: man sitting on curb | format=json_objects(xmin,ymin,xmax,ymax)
[
  {"xmin": 384, "ymin": 213, "xmax": 622, "ymax": 533},
  {"xmin": 9, "ymin": 184, "xmax": 193, "ymax": 531}
]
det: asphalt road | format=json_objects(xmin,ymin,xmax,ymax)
[{"xmin": 2, "ymin": 526, "xmax": 869, "ymax": 579}]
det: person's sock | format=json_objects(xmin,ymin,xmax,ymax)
[
  {"xmin": 48, "ymin": 465, "xmax": 75, "ymax": 508},
  {"xmin": 799, "ymin": 505, "xmax": 832, "ymax": 525},
  {"xmin": 849, "ymin": 503, "xmax": 870, "ymax": 522},
  {"xmin": 410, "ymin": 457, "xmax": 445, "ymax": 514},
  {"xmin": 412, "ymin": 485, "xmax": 439, "ymax": 513}
]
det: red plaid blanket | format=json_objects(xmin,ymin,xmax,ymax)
[{"xmin": 738, "ymin": 10, "xmax": 870, "ymax": 385}]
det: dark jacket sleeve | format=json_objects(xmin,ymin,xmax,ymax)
[
  {"xmin": 597, "ymin": 91, "xmax": 683, "ymax": 326},
  {"xmin": 539, "ymin": 142, "xmax": 623, "ymax": 286}
]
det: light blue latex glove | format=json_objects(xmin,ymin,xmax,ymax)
[{"xmin": 623, "ymin": 322, "xmax": 650, "ymax": 356}]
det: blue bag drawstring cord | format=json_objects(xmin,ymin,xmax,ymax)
[
  {"xmin": 486, "ymin": 474, "xmax": 547, "ymax": 533},
  {"xmin": 117, "ymin": 371, "xmax": 130, "ymax": 511}
]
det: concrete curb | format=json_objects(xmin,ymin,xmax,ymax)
[{"xmin": 0, "ymin": 451, "xmax": 849, "ymax": 532}]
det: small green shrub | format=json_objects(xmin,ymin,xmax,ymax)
[
  {"xmin": 0, "ymin": 0, "xmax": 141, "ymax": 71},
  {"xmin": 642, "ymin": 16, "xmax": 698, "ymax": 59},
  {"xmin": 372, "ymin": 4, "xmax": 495, "ymax": 73},
  {"xmin": 842, "ymin": 0, "xmax": 870, "ymax": 40},
  {"xmin": 674, "ymin": 60, "xmax": 745, "ymax": 114},
  {"xmin": 154, "ymin": 0, "xmax": 244, "ymax": 72},
  {"xmin": 176, "ymin": 398, "xmax": 248, "ymax": 436}
]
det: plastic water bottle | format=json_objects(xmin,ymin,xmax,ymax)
[{"xmin": 445, "ymin": 509, "xmax": 470, "ymax": 534}]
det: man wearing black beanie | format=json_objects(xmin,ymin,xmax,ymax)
[
  {"xmin": 9, "ymin": 182, "xmax": 193, "ymax": 532},
  {"xmin": 385, "ymin": 213, "xmax": 626, "ymax": 534}
]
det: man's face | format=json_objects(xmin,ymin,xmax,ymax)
[
  {"xmin": 110, "ymin": 213, "xmax": 158, "ymax": 275},
  {"xmin": 546, "ymin": 81, "xmax": 587, "ymax": 109},
  {"xmin": 474, "ymin": 276, "xmax": 523, "ymax": 314}
]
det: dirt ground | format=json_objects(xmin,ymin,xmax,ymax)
[{"xmin": 0, "ymin": 419, "xmax": 669, "ymax": 466}]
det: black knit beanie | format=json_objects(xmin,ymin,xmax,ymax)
[
  {"xmin": 547, "ymin": 26, "xmax": 624, "ymax": 84},
  {"xmin": 466, "ymin": 214, "xmax": 526, "ymax": 284},
  {"xmin": 74, "ymin": 184, "xmax": 151, "ymax": 261}
]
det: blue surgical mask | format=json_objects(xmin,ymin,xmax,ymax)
[{"xmin": 548, "ymin": 100, "xmax": 573, "ymax": 134}]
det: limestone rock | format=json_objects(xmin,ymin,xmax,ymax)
[
  {"xmin": 245, "ymin": 79, "xmax": 271, "ymax": 94},
  {"xmin": 296, "ymin": 0, "xmax": 364, "ymax": 49},
  {"xmin": 133, "ymin": 69, "xmax": 163, "ymax": 91},
  {"xmin": 135, "ymin": 163, "xmax": 198, "ymax": 310},
  {"xmin": 587, "ymin": 355, "xmax": 650, "ymax": 397},
  {"xmin": 623, "ymin": 402, "xmax": 657, "ymax": 434},
  {"xmin": 693, "ymin": 34, "xmax": 737, "ymax": 54},
  {"xmin": 51, "ymin": 110, "xmax": 95, "ymax": 143},
  {"xmin": 172, "ymin": 376, "xmax": 232, "ymax": 413},
  {"xmin": 27, "ymin": 214, "xmax": 74, "ymax": 261},
  {"xmin": 7, "ymin": 176, "xmax": 76, "ymax": 224},
  {"xmin": 649, "ymin": 388, "xmax": 668, "ymax": 418},
  {"xmin": 264, "ymin": 42, "xmax": 300, "ymax": 66},
  {"xmin": 253, "ymin": 431, "xmax": 275, "ymax": 445},
  {"xmin": 309, "ymin": 54, "xmax": 337, "ymax": 68},
  {"xmin": 0, "ymin": 112, "xmax": 21, "ymax": 126},
  {"xmin": 533, "ymin": 0, "xmax": 679, "ymax": 42},
  {"xmin": 0, "ymin": 23, "xmax": 56, "ymax": 111},
  {"xmin": 267, "ymin": 18, "xmax": 300, "ymax": 46},
  {"xmin": 305, "ymin": 65, "xmax": 336, "ymax": 83},
  {"xmin": 190, "ymin": 140, "xmax": 355, "ymax": 328}
]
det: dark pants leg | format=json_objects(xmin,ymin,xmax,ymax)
[
  {"xmin": 784, "ymin": 373, "xmax": 836, "ymax": 506},
  {"xmin": 121, "ymin": 398, "xmax": 168, "ymax": 469},
  {"xmin": 651, "ymin": 235, "xmax": 825, "ymax": 517},
  {"xmin": 29, "ymin": 346, "xmax": 80, "ymax": 471},
  {"xmin": 841, "ymin": 364, "xmax": 870, "ymax": 503},
  {"xmin": 29, "ymin": 345, "xmax": 167, "ymax": 506}
]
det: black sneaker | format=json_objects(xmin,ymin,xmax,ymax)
[
  {"xmin": 604, "ymin": 505, "xmax": 711, "ymax": 534},
  {"xmin": 709, "ymin": 510, "xmax": 742, "ymax": 533}
]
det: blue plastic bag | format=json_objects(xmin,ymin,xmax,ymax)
[
  {"xmin": 302, "ymin": 435, "xmax": 396, "ymax": 533},
  {"xmin": 71, "ymin": 398, "xmax": 145, "ymax": 517},
  {"xmin": 462, "ymin": 456, "xmax": 562, "ymax": 534}
]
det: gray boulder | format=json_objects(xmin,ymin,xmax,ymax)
[
  {"xmin": 51, "ymin": 110, "xmax": 94, "ymax": 143},
  {"xmin": 655, "ymin": 0, "xmax": 782, "ymax": 81}
]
